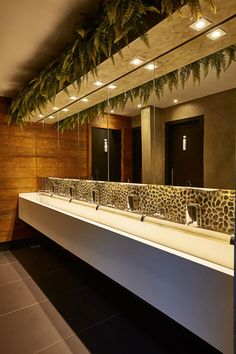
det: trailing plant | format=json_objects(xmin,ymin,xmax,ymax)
[
  {"xmin": 58, "ymin": 44, "xmax": 236, "ymax": 131},
  {"xmin": 8, "ymin": 0, "xmax": 216, "ymax": 125}
]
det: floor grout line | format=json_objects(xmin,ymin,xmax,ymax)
[
  {"xmin": 0, "ymin": 285, "xmax": 88, "ymax": 319},
  {"xmin": 33, "ymin": 334, "xmax": 76, "ymax": 354},
  {"xmin": 0, "ymin": 260, "xmax": 18, "ymax": 267},
  {"xmin": 0, "ymin": 266, "xmax": 69, "ymax": 287},
  {"xmin": 78, "ymin": 312, "xmax": 122, "ymax": 335},
  {"xmin": 0, "ymin": 299, "xmax": 49, "ymax": 319},
  {"xmin": 33, "ymin": 313, "xmax": 122, "ymax": 354}
]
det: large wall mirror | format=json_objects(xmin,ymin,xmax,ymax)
[{"xmin": 35, "ymin": 5, "xmax": 236, "ymax": 190}]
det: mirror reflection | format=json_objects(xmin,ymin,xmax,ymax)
[{"xmin": 38, "ymin": 52, "xmax": 236, "ymax": 190}]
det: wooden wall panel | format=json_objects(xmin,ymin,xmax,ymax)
[
  {"xmin": 0, "ymin": 97, "xmax": 132, "ymax": 243},
  {"xmin": 0, "ymin": 98, "xmax": 77, "ymax": 243}
]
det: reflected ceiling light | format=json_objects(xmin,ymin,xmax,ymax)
[
  {"xmin": 108, "ymin": 84, "xmax": 117, "ymax": 89},
  {"xmin": 69, "ymin": 96, "xmax": 78, "ymax": 100},
  {"xmin": 62, "ymin": 108, "xmax": 69, "ymax": 112},
  {"xmin": 189, "ymin": 18, "xmax": 211, "ymax": 31},
  {"xmin": 129, "ymin": 57, "xmax": 144, "ymax": 66},
  {"xmin": 52, "ymin": 106, "xmax": 58, "ymax": 110},
  {"xmin": 173, "ymin": 99, "xmax": 178, "ymax": 103},
  {"xmin": 206, "ymin": 28, "xmax": 226, "ymax": 40},
  {"xmin": 38, "ymin": 114, "xmax": 44, "ymax": 118},
  {"xmin": 144, "ymin": 63, "xmax": 158, "ymax": 71},
  {"xmin": 138, "ymin": 104, "xmax": 142, "ymax": 108},
  {"xmin": 93, "ymin": 80, "xmax": 104, "ymax": 86},
  {"xmin": 48, "ymin": 115, "xmax": 55, "ymax": 119},
  {"xmin": 81, "ymin": 97, "xmax": 89, "ymax": 102}
]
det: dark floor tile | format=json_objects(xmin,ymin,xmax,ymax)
[
  {"xmin": 0, "ymin": 250, "xmax": 17, "ymax": 265},
  {"xmin": 50, "ymin": 286, "xmax": 121, "ymax": 334},
  {"xmin": 0, "ymin": 301, "xmax": 74, "ymax": 354},
  {"xmin": 0, "ymin": 278, "xmax": 46, "ymax": 315},
  {"xmin": 11, "ymin": 245, "xmax": 64, "ymax": 276},
  {"xmin": 24, "ymin": 267, "xmax": 86, "ymax": 300},
  {"xmin": 36, "ymin": 335, "xmax": 91, "ymax": 354},
  {"xmin": 79, "ymin": 313, "xmax": 163, "ymax": 354},
  {"xmin": 79, "ymin": 312, "xmax": 219, "ymax": 354}
]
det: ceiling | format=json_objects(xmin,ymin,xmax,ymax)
[
  {"xmin": 32, "ymin": 0, "xmax": 236, "ymax": 123},
  {"xmin": 1, "ymin": 0, "xmax": 235, "ymax": 121},
  {"xmin": 0, "ymin": 0, "xmax": 101, "ymax": 97}
]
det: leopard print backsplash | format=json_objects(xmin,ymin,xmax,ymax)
[{"xmin": 42, "ymin": 177, "xmax": 235, "ymax": 235}]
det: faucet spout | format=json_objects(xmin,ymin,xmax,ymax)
[
  {"xmin": 69, "ymin": 187, "xmax": 74, "ymax": 202},
  {"xmin": 127, "ymin": 195, "xmax": 134, "ymax": 212},
  {"xmin": 185, "ymin": 204, "xmax": 201, "ymax": 227},
  {"xmin": 92, "ymin": 189, "xmax": 99, "ymax": 204},
  {"xmin": 50, "ymin": 185, "xmax": 55, "ymax": 197}
]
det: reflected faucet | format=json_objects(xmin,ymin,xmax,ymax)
[
  {"xmin": 127, "ymin": 195, "xmax": 134, "ymax": 212},
  {"xmin": 50, "ymin": 185, "xmax": 55, "ymax": 197},
  {"xmin": 92, "ymin": 189, "xmax": 99, "ymax": 204},
  {"xmin": 69, "ymin": 187, "xmax": 75, "ymax": 203},
  {"xmin": 185, "ymin": 203, "xmax": 201, "ymax": 227},
  {"xmin": 153, "ymin": 208, "xmax": 166, "ymax": 219}
]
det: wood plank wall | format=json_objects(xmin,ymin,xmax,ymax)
[
  {"xmin": 0, "ymin": 98, "xmax": 133, "ymax": 243},
  {"xmin": 0, "ymin": 98, "xmax": 80, "ymax": 243}
]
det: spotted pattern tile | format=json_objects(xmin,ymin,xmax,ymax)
[{"xmin": 42, "ymin": 178, "xmax": 235, "ymax": 235}]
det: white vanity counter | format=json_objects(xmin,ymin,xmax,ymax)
[
  {"xmin": 20, "ymin": 192, "xmax": 233, "ymax": 273},
  {"xmin": 19, "ymin": 192, "xmax": 234, "ymax": 354}
]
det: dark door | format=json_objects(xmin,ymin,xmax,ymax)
[
  {"xmin": 108, "ymin": 129, "xmax": 121, "ymax": 182},
  {"xmin": 132, "ymin": 127, "xmax": 142, "ymax": 183},
  {"xmin": 165, "ymin": 117, "xmax": 204, "ymax": 187},
  {"xmin": 92, "ymin": 127, "xmax": 121, "ymax": 181}
]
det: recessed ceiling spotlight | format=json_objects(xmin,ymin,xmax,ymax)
[
  {"xmin": 48, "ymin": 115, "xmax": 55, "ymax": 119},
  {"xmin": 93, "ymin": 80, "xmax": 104, "ymax": 87},
  {"xmin": 69, "ymin": 96, "xmax": 78, "ymax": 100},
  {"xmin": 81, "ymin": 98, "xmax": 89, "ymax": 102},
  {"xmin": 129, "ymin": 57, "xmax": 144, "ymax": 66},
  {"xmin": 206, "ymin": 28, "xmax": 226, "ymax": 40},
  {"xmin": 173, "ymin": 99, "xmax": 178, "ymax": 104},
  {"xmin": 138, "ymin": 104, "xmax": 142, "ymax": 108},
  {"xmin": 62, "ymin": 108, "xmax": 69, "ymax": 112},
  {"xmin": 108, "ymin": 84, "xmax": 118, "ymax": 89},
  {"xmin": 189, "ymin": 18, "xmax": 211, "ymax": 31},
  {"xmin": 144, "ymin": 63, "xmax": 158, "ymax": 71},
  {"xmin": 38, "ymin": 114, "xmax": 44, "ymax": 118},
  {"xmin": 52, "ymin": 106, "xmax": 59, "ymax": 110}
]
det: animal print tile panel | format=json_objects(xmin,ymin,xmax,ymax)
[{"xmin": 42, "ymin": 177, "xmax": 235, "ymax": 235}]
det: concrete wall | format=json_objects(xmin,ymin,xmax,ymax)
[
  {"xmin": 162, "ymin": 89, "xmax": 236, "ymax": 189},
  {"xmin": 138, "ymin": 89, "xmax": 236, "ymax": 188}
]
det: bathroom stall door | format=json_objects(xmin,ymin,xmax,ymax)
[
  {"xmin": 92, "ymin": 127, "xmax": 121, "ymax": 181},
  {"xmin": 132, "ymin": 127, "xmax": 142, "ymax": 183},
  {"xmin": 165, "ymin": 116, "xmax": 204, "ymax": 187}
]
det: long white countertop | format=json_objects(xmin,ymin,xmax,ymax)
[{"xmin": 19, "ymin": 192, "xmax": 234, "ymax": 275}]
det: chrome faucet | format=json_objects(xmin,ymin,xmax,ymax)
[
  {"xmin": 69, "ymin": 187, "xmax": 75, "ymax": 203},
  {"xmin": 92, "ymin": 189, "xmax": 99, "ymax": 204},
  {"xmin": 127, "ymin": 195, "xmax": 134, "ymax": 212},
  {"xmin": 185, "ymin": 203, "xmax": 201, "ymax": 227},
  {"xmin": 153, "ymin": 208, "xmax": 166, "ymax": 219},
  {"xmin": 50, "ymin": 185, "xmax": 55, "ymax": 197}
]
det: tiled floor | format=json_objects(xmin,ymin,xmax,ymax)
[{"xmin": 0, "ymin": 237, "xmax": 220, "ymax": 354}]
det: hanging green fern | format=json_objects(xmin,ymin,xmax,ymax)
[
  {"xmin": 8, "ymin": 0, "xmax": 216, "ymax": 125},
  {"xmin": 58, "ymin": 44, "xmax": 236, "ymax": 131}
]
